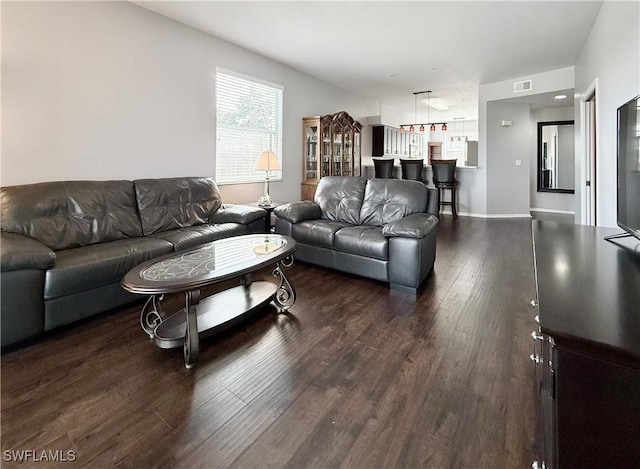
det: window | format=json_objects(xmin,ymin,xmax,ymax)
[{"xmin": 215, "ymin": 69, "xmax": 283, "ymax": 185}]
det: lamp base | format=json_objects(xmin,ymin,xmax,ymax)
[
  {"xmin": 257, "ymin": 194, "xmax": 272, "ymax": 207},
  {"xmin": 257, "ymin": 178, "xmax": 272, "ymax": 207}
]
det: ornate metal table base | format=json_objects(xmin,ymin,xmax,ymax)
[
  {"xmin": 273, "ymin": 255, "xmax": 296, "ymax": 311},
  {"xmin": 138, "ymin": 257, "xmax": 296, "ymax": 369}
]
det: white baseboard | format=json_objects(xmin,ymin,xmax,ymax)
[
  {"xmin": 483, "ymin": 213, "xmax": 532, "ymax": 219},
  {"xmin": 441, "ymin": 208, "xmax": 575, "ymax": 218},
  {"xmin": 440, "ymin": 210, "xmax": 531, "ymax": 219},
  {"xmin": 530, "ymin": 208, "xmax": 575, "ymax": 215}
]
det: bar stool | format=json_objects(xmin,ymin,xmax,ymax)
[
  {"xmin": 373, "ymin": 158, "xmax": 394, "ymax": 178},
  {"xmin": 430, "ymin": 159, "xmax": 459, "ymax": 218},
  {"xmin": 400, "ymin": 159, "xmax": 425, "ymax": 183}
]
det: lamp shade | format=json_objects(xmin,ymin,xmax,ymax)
[{"xmin": 255, "ymin": 151, "xmax": 281, "ymax": 171}]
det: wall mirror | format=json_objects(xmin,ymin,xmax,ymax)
[{"xmin": 537, "ymin": 120, "xmax": 575, "ymax": 193}]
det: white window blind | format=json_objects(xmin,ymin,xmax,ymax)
[{"xmin": 215, "ymin": 70, "xmax": 283, "ymax": 185}]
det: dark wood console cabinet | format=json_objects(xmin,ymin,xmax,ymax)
[{"xmin": 531, "ymin": 221, "xmax": 640, "ymax": 468}]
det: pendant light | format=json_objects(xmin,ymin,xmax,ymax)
[
  {"xmin": 398, "ymin": 90, "xmax": 448, "ymax": 134},
  {"xmin": 425, "ymin": 91, "xmax": 431, "ymax": 134},
  {"xmin": 410, "ymin": 93, "xmax": 417, "ymax": 134}
]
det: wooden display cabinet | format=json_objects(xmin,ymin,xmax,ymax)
[{"xmin": 301, "ymin": 111, "xmax": 362, "ymax": 201}]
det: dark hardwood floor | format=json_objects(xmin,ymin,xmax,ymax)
[{"xmin": 1, "ymin": 216, "xmax": 537, "ymax": 468}]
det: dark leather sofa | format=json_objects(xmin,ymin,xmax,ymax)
[
  {"xmin": 0, "ymin": 177, "xmax": 266, "ymax": 347},
  {"xmin": 274, "ymin": 176, "xmax": 439, "ymax": 295}
]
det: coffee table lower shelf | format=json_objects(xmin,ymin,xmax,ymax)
[{"xmin": 153, "ymin": 281, "xmax": 277, "ymax": 349}]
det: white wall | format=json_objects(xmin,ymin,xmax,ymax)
[
  {"xmin": 530, "ymin": 106, "xmax": 575, "ymax": 214},
  {"xmin": 486, "ymin": 101, "xmax": 532, "ymax": 216},
  {"xmin": 574, "ymin": 0, "xmax": 640, "ymax": 227},
  {"xmin": 476, "ymin": 67, "xmax": 575, "ymax": 217},
  {"xmin": 1, "ymin": 2, "xmax": 378, "ymax": 203}
]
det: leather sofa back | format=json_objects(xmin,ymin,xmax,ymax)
[
  {"xmin": 359, "ymin": 179, "xmax": 429, "ymax": 226},
  {"xmin": 0, "ymin": 180, "xmax": 142, "ymax": 250},
  {"xmin": 315, "ymin": 176, "xmax": 367, "ymax": 225},
  {"xmin": 314, "ymin": 176, "xmax": 432, "ymax": 227},
  {"xmin": 134, "ymin": 177, "xmax": 222, "ymax": 235}
]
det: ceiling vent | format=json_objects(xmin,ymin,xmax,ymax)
[{"xmin": 514, "ymin": 80, "xmax": 533, "ymax": 93}]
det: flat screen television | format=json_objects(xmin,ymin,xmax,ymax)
[{"xmin": 612, "ymin": 94, "xmax": 640, "ymax": 241}]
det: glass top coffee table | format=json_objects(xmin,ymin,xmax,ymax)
[{"xmin": 121, "ymin": 234, "xmax": 296, "ymax": 369}]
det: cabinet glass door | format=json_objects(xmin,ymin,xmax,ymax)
[
  {"xmin": 409, "ymin": 134, "xmax": 422, "ymax": 158},
  {"xmin": 304, "ymin": 122, "xmax": 319, "ymax": 181},
  {"xmin": 353, "ymin": 129, "xmax": 361, "ymax": 176},
  {"xmin": 343, "ymin": 127, "xmax": 352, "ymax": 176},
  {"xmin": 391, "ymin": 128, "xmax": 398, "ymax": 155},
  {"xmin": 321, "ymin": 122, "xmax": 331, "ymax": 177},
  {"xmin": 386, "ymin": 127, "xmax": 393, "ymax": 155},
  {"xmin": 332, "ymin": 124, "xmax": 343, "ymax": 176}
]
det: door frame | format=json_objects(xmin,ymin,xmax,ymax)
[{"xmin": 578, "ymin": 78, "xmax": 598, "ymax": 225}]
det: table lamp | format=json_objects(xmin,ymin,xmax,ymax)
[{"xmin": 255, "ymin": 150, "xmax": 281, "ymax": 206}]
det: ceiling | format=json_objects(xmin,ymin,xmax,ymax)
[{"xmin": 133, "ymin": 1, "xmax": 602, "ymax": 121}]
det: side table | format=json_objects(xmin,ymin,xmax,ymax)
[{"xmin": 245, "ymin": 201, "xmax": 285, "ymax": 233}]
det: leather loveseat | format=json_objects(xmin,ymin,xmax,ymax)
[
  {"xmin": 0, "ymin": 177, "xmax": 266, "ymax": 347},
  {"xmin": 274, "ymin": 176, "xmax": 439, "ymax": 295}
]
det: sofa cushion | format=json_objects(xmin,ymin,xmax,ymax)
[
  {"xmin": 291, "ymin": 220, "xmax": 351, "ymax": 249},
  {"xmin": 315, "ymin": 176, "xmax": 367, "ymax": 225},
  {"xmin": 44, "ymin": 237, "xmax": 173, "ymax": 300},
  {"xmin": 149, "ymin": 223, "xmax": 248, "ymax": 251},
  {"xmin": 382, "ymin": 213, "xmax": 438, "ymax": 239},
  {"xmin": 274, "ymin": 201, "xmax": 322, "ymax": 224},
  {"xmin": 209, "ymin": 204, "xmax": 266, "ymax": 225},
  {"xmin": 359, "ymin": 179, "xmax": 429, "ymax": 226},
  {"xmin": 1, "ymin": 233, "xmax": 56, "ymax": 272},
  {"xmin": 1, "ymin": 180, "xmax": 143, "ymax": 250},
  {"xmin": 334, "ymin": 226, "xmax": 388, "ymax": 260},
  {"xmin": 134, "ymin": 177, "xmax": 222, "ymax": 236}
]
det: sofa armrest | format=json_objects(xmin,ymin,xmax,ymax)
[
  {"xmin": 1, "ymin": 232, "xmax": 56, "ymax": 272},
  {"xmin": 382, "ymin": 213, "xmax": 438, "ymax": 239},
  {"xmin": 274, "ymin": 202, "xmax": 322, "ymax": 224},
  {"xmin": 210, "ymin": 204, "xmax": 266, "ymax": 225},
  {"xmin": 426, "ymin": 188, "xmax": 440, "ymax": 217}
]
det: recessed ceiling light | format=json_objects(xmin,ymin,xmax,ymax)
[
  {"xmin": 554, "ymin": 94, "xmax": 568, "ymax": 100},
  {"xmin": 429, "ymin": 100, "xmax": 449, "ymax": 111}
]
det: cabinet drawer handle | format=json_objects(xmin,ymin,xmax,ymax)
[
  {"xmin": 532, "ymin": 461, "xmax": 546, "ymax": 469},
  {"xmin": 530, "ymin": 299, "xmax": 538, "ymax": 308},
  {"xmin": 530, "ymin": 353, "xmax": 543, "ymax": 364},
  {"xmin": 531, "ymin": 331, "xmax": 543, "ymax": 341},
  {"xmin": 534, "ymin": 314, "xmax": 540, "ymax": 324}
]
